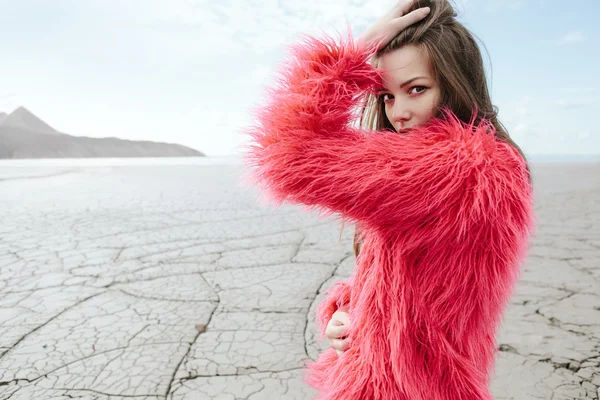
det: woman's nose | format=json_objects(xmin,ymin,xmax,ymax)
[{"xmin": 392, "ymin": 102, "xmax": 410, "ymax": 122}]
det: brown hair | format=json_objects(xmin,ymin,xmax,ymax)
[{"xmin": 353, "ymin": 0, "xmax": 528, "ymax": 257}]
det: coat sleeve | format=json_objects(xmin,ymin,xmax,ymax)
[{"xmin": 243, "ymin": 32, "xmax": 529, "ymax": 233}]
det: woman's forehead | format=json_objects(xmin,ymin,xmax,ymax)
[{"xmin": 379, "ymin": 46, "xmax": 433, "ymax": 83}]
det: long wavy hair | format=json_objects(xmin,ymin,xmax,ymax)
[{"xmin": 352, "ymin": 0, "xmax": 528, "ymax": 257}]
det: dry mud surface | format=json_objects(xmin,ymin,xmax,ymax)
[{"xmin": 0, "ymin": 162, "xmax": 598, "ymax": 399}]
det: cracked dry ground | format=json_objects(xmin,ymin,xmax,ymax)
[{"xmin": 0, "ymin": 162, "xmax": 598, "ymax": 400}]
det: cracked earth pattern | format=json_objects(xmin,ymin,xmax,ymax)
[{"xmin": 0, "ymin": 162, "xmax": 598, "ymax": 400}]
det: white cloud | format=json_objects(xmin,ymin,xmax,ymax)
[
  {"xmin": 0, "ymin": 93, "xmax": 23, "ymax": 114},
  {"xmin": 557, "ymin": 30, "xmax": 586, "ymax": 45},
  {"xmin": 577, "ymin": 130, "xmax": 591, "ymax": 140},
  {"xmin": 496, "ymin": 96, "xmax": 549, "ymax": 153},
  {"xmin": 554, "ymin": 98, "xmax": 596, "ymax": 108},
  {"xmin": 465, "ymin": 0, "xmax": 546, "ymax": 12},
  {"xmin": 248, "ymin": 65, "xmax": 276, "ymax": 88},
  {"xmin": 565, "ymin": 86, "xmax": 596, "ymax": 95},
  {"xmin": 187, "ymin": 103, "xmax": 252, "ymax": 155},
  {"xmin": 89, "ymin": 0, "xmax": 399, "ymax": 55}
]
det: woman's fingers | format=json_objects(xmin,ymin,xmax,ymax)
[
  {"xmin": 331, "ymin": 310, "xmax": 350, "ymax": 325},
  {"xmin": 330, "ymin": 338, "xmax": 351, "ymax": 352},
  {"xmin": 400, "ymin": 0, "xmax": 428, "ymax": 14},
  {"xmin": 394, "ymin": 7, "xmax": 430, "ymax": 31},
  {"xmin": 326, "ymin": 323, "xmax": 348, "ymax": 339},
  {"xmin": 326, "ymin": 309, "xmax": 351, "ymax": 354},
  {"xmin": 359, "ymin": 3, "xmax": 431, "ymax": 51}
]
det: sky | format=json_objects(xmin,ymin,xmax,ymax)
[{"xmin": 0, "ymin": 0, "xmax": 598, "ymax": 156}]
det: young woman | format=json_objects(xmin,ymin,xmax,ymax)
[{"xmin": 244, "ymin": 0, "xmax": 535, "ymax": 399}]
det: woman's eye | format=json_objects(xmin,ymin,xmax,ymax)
[
  {"xmin": 382, "ymin": 93, "xmax": 394, "ymax": 102},
  {"xmin": 410, "ymin": 86, "xmax": 427, "ymax": 95}
]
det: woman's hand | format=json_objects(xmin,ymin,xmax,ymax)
[
  {"xmin": 326, "ymin": 306, "xmax": 351, "ymax": 356},
  {"xmin": 358, "ymin": 0, "xmax": 431, "ymax": 51}
]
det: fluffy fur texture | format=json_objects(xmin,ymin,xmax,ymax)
[{"xmin": 243, "ymin": 31, "xmax": 535, "ymax": 400}]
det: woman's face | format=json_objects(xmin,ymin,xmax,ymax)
[{"xmin": 378, "ymin": 45, "xmax": 441, "ymax": 133}]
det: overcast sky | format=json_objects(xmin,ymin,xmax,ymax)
[{"xmin": 0, "ymin": 0, "xmax": 598, "ymax": 156}]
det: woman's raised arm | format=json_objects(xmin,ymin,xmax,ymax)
[{"xmin": 244, "ymin": 33, "xmax": 531, "ymax": 235}]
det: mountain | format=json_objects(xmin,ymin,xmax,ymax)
[
  {"xmin": 0, "ymin": 106, "xmax": 205, "ymax": 158},
  {"xmin": 0, "ymin": 106, "xmax": 63, "ymax": 136}
]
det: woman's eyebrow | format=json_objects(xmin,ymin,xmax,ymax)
[
  {"xmin": 379, "ymin": 76, "xmax": 429, "ymax": 92},
  {"xmin": 400, "ymin": 76, "xmax": 427, "ymax": 88}
]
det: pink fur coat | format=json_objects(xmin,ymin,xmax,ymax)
[{"xmin": 243, "ymin": 32, "xmax": 535, "ymax": 400}]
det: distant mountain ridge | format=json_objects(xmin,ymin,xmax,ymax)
[
  {"xmin": 0, "ymin": 106, "xmax": 205, "ymax": 158},
  {"xmin": 1, "ymin": 106, "xmax": 63, "ymax": 136}
]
